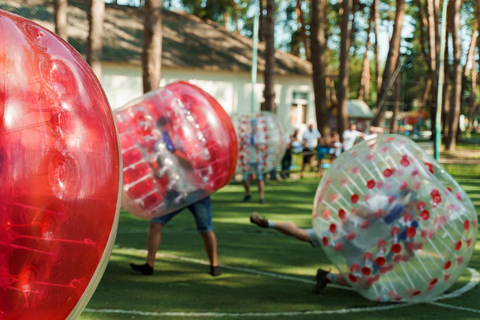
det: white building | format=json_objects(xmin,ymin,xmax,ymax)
[{"xmin": 4, "ymin": 1, "xmax": 316, "ymax": 133}]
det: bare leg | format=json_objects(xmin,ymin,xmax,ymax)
[
  {"xmin": 258, "ymin": 180, "xmax": 265, "ymax": 200},
  {"xmin": 310, "ymin": 156, "xmax": 315, "ymax": 172},
  {"xmin": 146, "ymin": 222, "xmax": 163, "ymax": 267},
  {"xmin": 273, "ymin": 222, "xmax": 311, "ymax": 243},
  {"xmin": 242, "ymin": 180, "xmax": 251, "ymax": 196},
  {"xmin": 199, "ymin": 231, "xmax": 218, "ymax": 266},
  {"xmin": 334, "ymin": 274, "xmax": 350, "ymax": 287}
]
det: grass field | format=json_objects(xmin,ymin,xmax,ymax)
[{"xmin": 78, "ymin": 165, "xmax": 480, "ymax": 320}]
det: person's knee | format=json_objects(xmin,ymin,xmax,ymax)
[{"xmin": 149, "ymin": 222, "xmax": 163, "ymax": 233}]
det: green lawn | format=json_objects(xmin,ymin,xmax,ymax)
[{"xmin": 78, "ymin": 167, "xmax": 480, "ymax": 320}]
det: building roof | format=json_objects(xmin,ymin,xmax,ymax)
[
  {"xmin": 0, "ymin": 0, "xmax": 312, "ymax": 76},
  {"xmin": 347, "ymin": 100, "xmax": 374, "ymax": 119}
]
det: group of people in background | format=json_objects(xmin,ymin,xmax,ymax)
[{"xmin": 282, "ymin": 122, "xmax": 384, "ymax": 179}]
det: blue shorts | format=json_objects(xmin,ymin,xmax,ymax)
[
  {"xmin": 306, "ymin": 228, "xmax": 321, "ymax": 247},
  {"xmin": 150, "ymin": 196, "xmax": 213, "ymax": 232},
  {"xmin": 242, "ymin": 163, "xmax": 265, "ymax": 181},
  {"xmin": 317, "ymin": 147, "xmax": 329, "ymax": 160}
]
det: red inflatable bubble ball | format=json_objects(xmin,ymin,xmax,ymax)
[
  {"xmin": 115, "ymin": 81, "xmax": 238, "ymax": 220},
  {"xmin": 0, "ymin": 11, "xmax": 122, "ymax": 319}
]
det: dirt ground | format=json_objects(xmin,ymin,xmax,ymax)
[{"xmin": 439, "ymin": 148, "xmax": 480, "ymax": 165}]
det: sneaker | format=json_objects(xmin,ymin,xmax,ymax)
[
  {"xmin": 242, "ymin": 195, "xmax": 252, "ymax": 202},
  {"xmin": 210, "ymin": 266, "xmax": 222, "ymax": 277},
  {"xmin": 130, "ymin": 263, "xmax": 153, "ymax": 275},
  {"xmin": 259, "ymin": 198, "xmax": 266, "ymax": 204},
  {"xmin": 314, "ymin": 269, "xmax": 330, "ymax": 294},
  {"xmin": 250, "ymin": 212, "xmax": 268, "ymax": 228}
]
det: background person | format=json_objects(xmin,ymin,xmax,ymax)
[
  {"xmin": 365, "ymin": 125, "xmax": 384, "ymax": 140},
  {"xmin": 281, "ymin": 129, "xmax": 301, "ymax": 179},
  {"xmin": 328, "ymin": 129, "xmax": 342, "ymax": 162},
  {"xmin": 301, "ymin": 124, "xmax": 321, "ymax": 178},
  {"xmin": 316, "ymin": 136, "xmax": 330, "ymax": 177},
  {"xmin": 342, "ymin": 123, "xmax": 365, "ymax": 151},
  {"xmin": 241, "ymin": 119, "xmax": 266, "ymax": 204}
]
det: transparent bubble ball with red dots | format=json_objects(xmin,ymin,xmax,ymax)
[
  {"xmin": 312, "ymin": 134, "xmax": 477, "ymax": 302},
  {"xmin": 231, "ymin": 111, "xmax": 287, "ymax": 176}
]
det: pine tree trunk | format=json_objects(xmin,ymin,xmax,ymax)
[
  {"xmin": 54, "ymin": 0, "xmax": 68, "ymax": 41},
  {"xmin": 446, "ymin": 0, "xmax": 463, "ymax": 151},
  {"xmin": 311, "ymin": 0, "xmax": 329, "ymax": 136},
  {"xmin": 337, "ymin": 0, "xmax": 353, "ymax": 135},
  {"xmin": 415, "ymin": 0, "xmax": 433, "ymax": 109},
  {"xmin": 470, "ymin": 33, "xmax": 477, "ymax": 126},
  {"xmin": 442, "ymin": 47, "xmax": 451, "ymax": 140},
  {"xmin": 263, "ymin": 0, "xmax": 276, "ymax": 113},
  {"xmin": 233, "ymin": 1, "xmax": 240, "ymax": 33},
  {"xmin": 426, "ymin": 0, "xmax": 439, "ymax": 134},
  {"xmin": 87, "ymin": 0, "xmax": 104, "ymax": 79},
  {"xmin": 462, "ymin": 30, "xmax": 477, "ymax": 130},
  {"xmin": 372, "ymin": 0, "xmax": 405, "ymax": 127},
  {"xmin": 142, "ymin": 0, "xmax": 163, "ymax": 93},
  {"xmin": 259, "ymin": 0, "xmax": 264, "ymax": 42},
  {"xmin": 373, "ymin": 0, "xmax": 381, "ymax": 98},
  {"xmin": 358, "ymin": 1, "xmax": 374, "ymax": 102},
  {"xmin": 390, "ymin": 65, "xmax": 401, "ymax": 133},
  {"xmin": 296, "ymin": 0, "xmax": 310, "ymax": 60}
]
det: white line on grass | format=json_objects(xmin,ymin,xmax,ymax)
[
  {"xmin": 431, "ymin": 267, "xmax": 480, "ymax": 301},
  {"xmin": 84, "ymin": 247, "xmax": 480, "ymax": 317},
  {"xmin": 84, "ymin": 304, "xmax": 411, "ymax": 317},
  {"xmin": 428, "ymin": 302, "xmax": 480, "ymax": 314}
]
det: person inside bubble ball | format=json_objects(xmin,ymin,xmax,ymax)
[
  {"xmin": 152, "ymin": 116, "xmax": 202, "ymax": 205},
  {"xmin": 336, "ymin": 188, "xmax": 419, "ymax": 276},
  {"xmin": 249, "ymin": 189, "xmax": 419, "ymax": 293},
  {"xmin": 249, "ymin": 212, "xmax": 351, "ymax": 293},
  {"xmin": 241, "ymin": 119, "xmax": 266, "ymax": 204},
  {"xmin": 130, "ymin": 117, "xmax": 222, "ymax": 277}
]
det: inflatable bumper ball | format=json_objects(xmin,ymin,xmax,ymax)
[
  {"xmin": 0, "ymin": 11, "xmax": 122, "ymax": 319},
  {"xmin": 312, "ymin": 134, "xmax": 477, "ymax": 302}
]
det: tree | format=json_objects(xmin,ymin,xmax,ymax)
[
  {"xmin": 336, "ymin": 0, "xmax": 353, "ymax": 135},
  {"xmin": 296, "ymin": 0, "xmax": 310, "ymax": 60},
  {"xmin": 358, "ymin": 1, "xmax": 375, "ymax": 102},
  {"xmin": 310, "ymin": 0, "xmax": 329, "ymax": 136},
  {"xmin": 263, "ymin": 0, "xmax": 276, "ymax": 112},
  {"xmin": 142, "ymin": 0, "xmax": 163, "ymax": 93},
  {"xmin": 259, "ymin": 0, "xmax": 265, "ymax": 42},
  {"xmin": 54, "ymin": 0, "xmax": 68, "ymax": 41},
  {"xmin": 445, "ymin": 0, "xmax": 463, "ymax": 150},
  {"xmin": 425, "ymin": 0, "xmax": 440, "ymax": 134},
  {"xmin": 373, "ymin": 0, "xmax": 381, "ymax": 97},
  {"xmin": 87, "ymin": 0, "xmax": 105, "ymax": 79},
  {"xmin": 372, "ymin": 0, "xmax": 405, "ymax": 127}
]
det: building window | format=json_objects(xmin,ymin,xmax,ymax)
[
  {"xmin": 290, "ymin": 91, "xmax": 308, "ymax": 126},
  {"xmin": 290, "ymin": 104, "xmax": 307, "ymax": 126}
]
